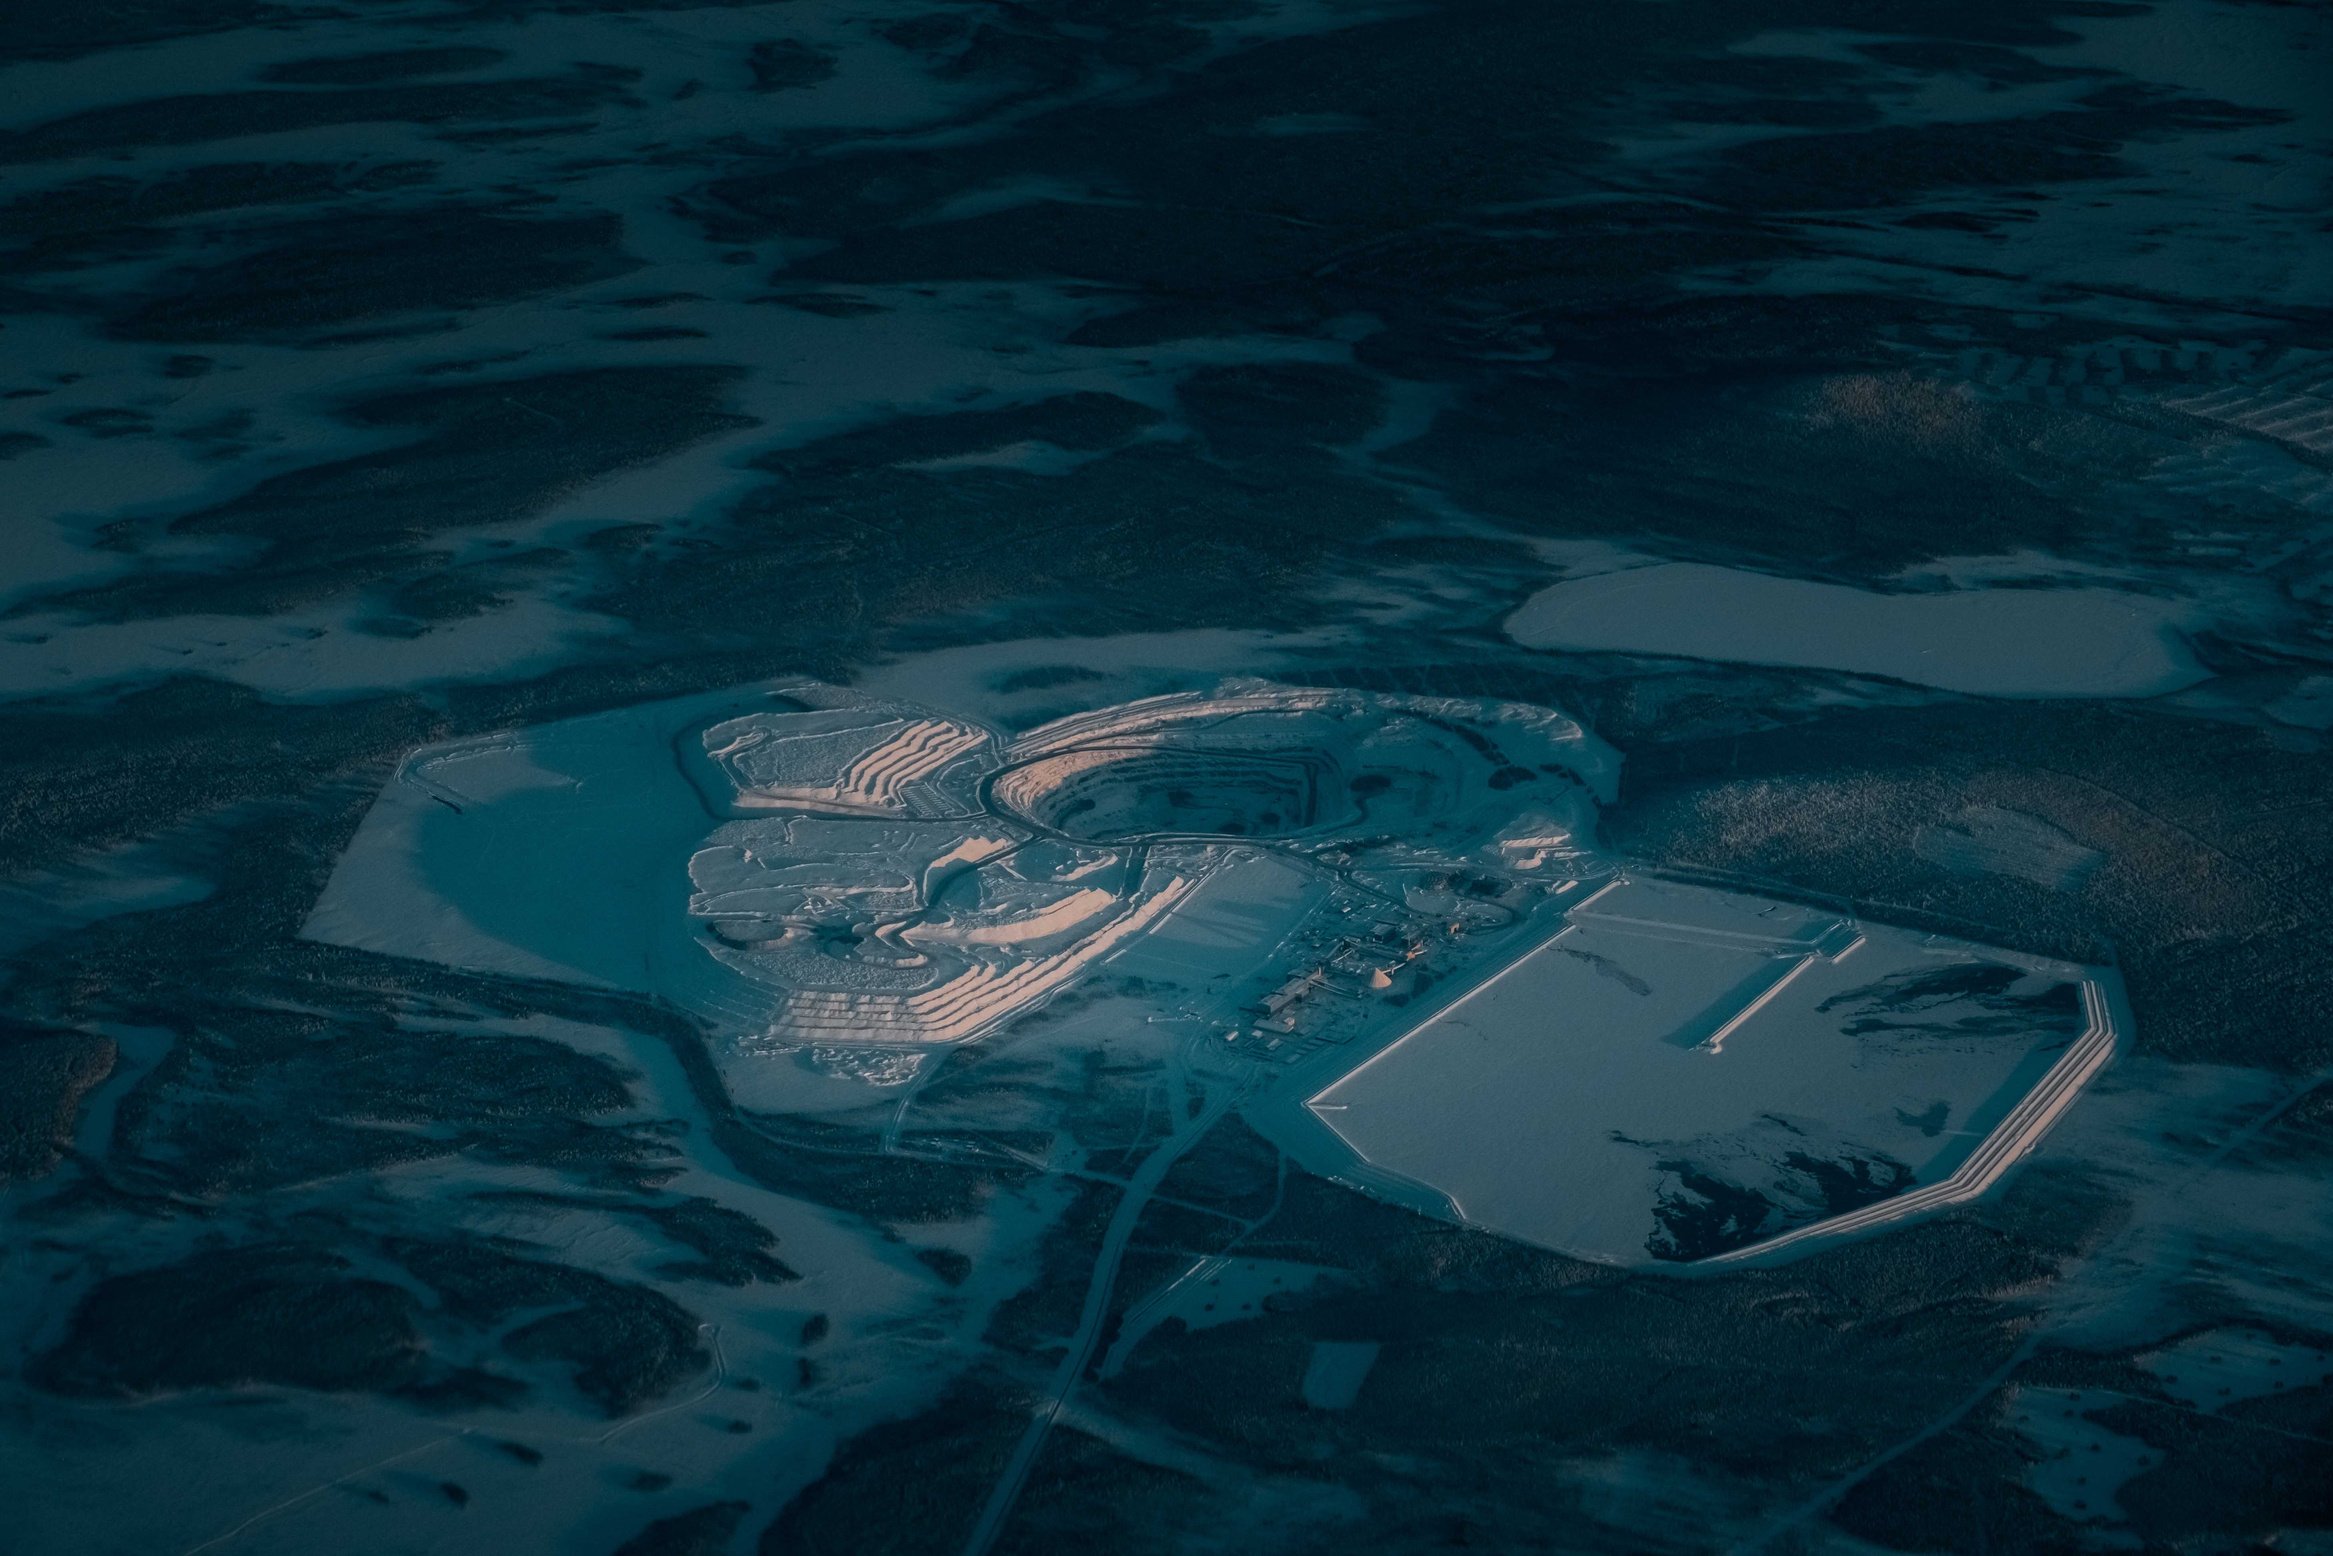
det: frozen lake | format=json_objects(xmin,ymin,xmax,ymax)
[{"xmin": 1507, "ymin": 562, "xmax": 2205, "ymax": 697}]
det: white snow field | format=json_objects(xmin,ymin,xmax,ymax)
[
  {"xmin": 313, "ymin": 673, "xmax": 2113, "ymax": 1262},
  {"xmin": 1307, "ymin": 876, "xmax": 2119, "ymax": 1265},
  {"xmin": 1507, "ymin": 561, "xmax": 2206, "ymax": 697}
]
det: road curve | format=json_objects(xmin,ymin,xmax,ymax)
[{"xmin": 958, "ymin": 1068, "xmax": 1244, "ymax": 1556}]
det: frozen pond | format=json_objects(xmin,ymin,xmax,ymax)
[
  {"xmin": 1507, "ymin": 562, "xmax": 2206, "ymax": 697},
  {"xmin": 1307, "ymin": 877, "xmax": 2114, "ymax": 1264}
]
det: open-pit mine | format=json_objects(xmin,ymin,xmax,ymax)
[{"xmin": 310, "ymin": 679, "xmax": 2118, "ymax": 1266}]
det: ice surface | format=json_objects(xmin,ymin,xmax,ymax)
[
  {"xmin": 1099, "ymin": 1257, "xmax": 1341, "ymax": 1378},
  {"xmin": 2138, "ymin": 1327, "xmax": 2333, "ymax": 1411},
  {"xmin": 2012, "ymin": 1386, "xmax": 2158, "ymax": 1535},
  {"xmin": 1914, "ymin": 805, "xmax": 2106, "ymax": 891},
  {"xmin": 1299, "ymin": 1342, "xmax": 1381, "ymax": 1410},
  {"xmin": 0, "ymin": 841, "xmax": 214, "ymax": 959},
  {"xmin": 1308, "ymin": 877, "xmax": 2112, "ymax": 1264},
  {"xmin": 1508, "ymin": 562, "xmax": 2206, "ymax": 697}
]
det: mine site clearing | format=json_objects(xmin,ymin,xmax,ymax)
[
  {"xmin": 307, "ymin": 676, "xmax": 1608, "ymax": 1057},
  {"xmin": 1261, "ymin": 869, "xmax": 2121, "ymax": 1267},
  {"xmin": 308, "ymin": 676, "xmax": 2119, "ymax": 1268}
]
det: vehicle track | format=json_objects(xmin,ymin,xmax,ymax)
[{"xmin": 957, "ymin": 1053, "xmax": 1250, "ymax": 1556}]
